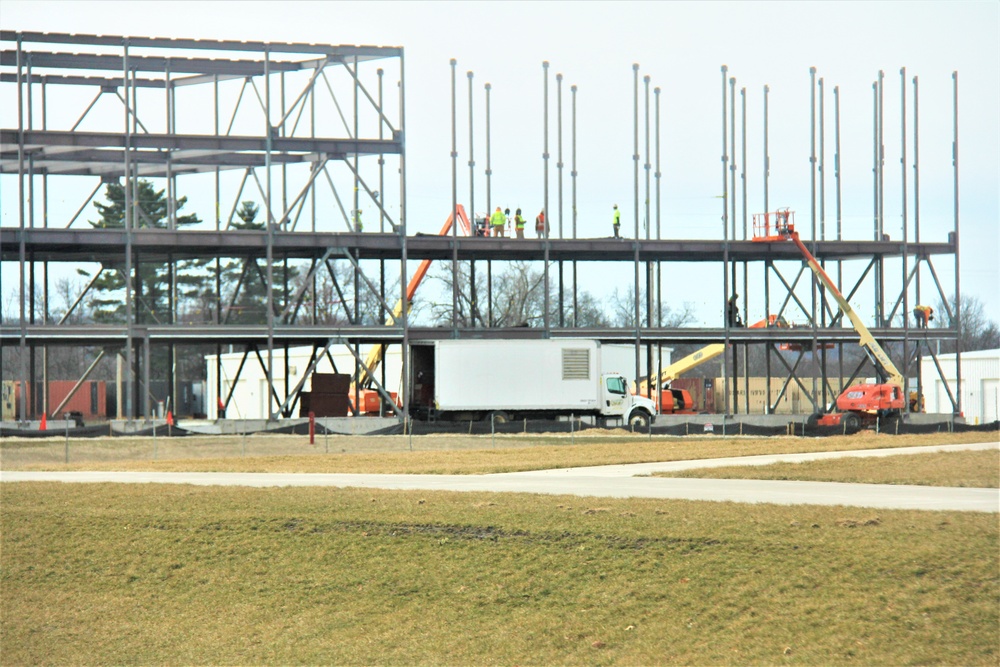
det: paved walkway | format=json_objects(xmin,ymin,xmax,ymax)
[{"xmin": 3, "ymin": 442, "xmax": 997, "ymax": 512}]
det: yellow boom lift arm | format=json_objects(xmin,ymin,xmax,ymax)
[{"xmin": 753, "ymin": 209, "xmax": 903, "ymax": 388}]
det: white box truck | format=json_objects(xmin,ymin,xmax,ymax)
[{"xmin": 409, "ymin": 339, "xmax": 657, "ymax": 427}]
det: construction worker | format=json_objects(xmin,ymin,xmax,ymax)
[
  {"xmin": 727, "ymin": 293, "xmax": 743, "ymax": 327},
  {"xmin": 913, "ymin": 304, "xmax": 934, "ymax": 328},
  {"xmin": 490, "ymin": 206, "xmax": 506, "ymax": 237},
  {"xmin": 514, "ymin": 208, "xmax": 526, "ymax": 238},
  {"xmin": 353, "ymin": 208, "xmax": 363, "ymax": 232},
  {"xmin": 613, "ymin": 204, "xmax": 621, "ymax": 239},
  {"xmin": 535, "ymin": 209, "xmax": 547, "ymax": 238},
  {"xmin": 217, "ymin": 396, "xmax": 226, "ymax": 419}
]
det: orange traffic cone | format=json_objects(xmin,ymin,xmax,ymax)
[
  {"xmin": 166, "ymin": 411, "xmax": 174, "ymax": 426},
  {"xmin": 39, "ymin": 413, "xmax": 47, "ymax": 431}
]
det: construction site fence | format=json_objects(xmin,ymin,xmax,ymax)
[{"xmin": 2, "ymin": 419, "xmax": 998, "ymax": 440}]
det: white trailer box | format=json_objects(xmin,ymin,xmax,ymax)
[
  {"xmin": 420, "ymin": 339, "xmax": 656, "ymax": 425},
  {"xmin": 435, "ymin": 339, "xmax": 603, "ymax": 411}
]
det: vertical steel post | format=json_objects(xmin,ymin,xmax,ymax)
[
  {"xmin": 763, "ymin": 84, "xmax": 770, "ymax": 411},
  {"xmin": 450, "ymin": 59, "xmax": 458, "ymax": 331},
  {"xmin": 543, "ymin": 61, "xmax": 551, "ymax": 333},
  {"xmin": 819, "ymin": 76, "xmax": 827, "ymax": 409},
  {"xmin": 729, "ymin": 75, "xmax": 737, "ymax": 414},
  {"xmin": 557, "ymin": 72, "xmax": 564, "ymax": 326},
  {"xmin": 27, "ymin": 58, "xmax": 35, "ymax": 420},
  {"xmin": 741, "ymin": 86, "xmax": 749, "ymax": 414},
  {"xmin": 643, "ymin": 75, "xmax": 652, "ymax": 394},
  {"xmin": 809, "ymin": 68, "xmax": 818, "ymax": 412},
  {"xmin": 123, "ymin": 40, "xmax": 134, "ymax": 421},
  {"xmin": 379, "ymin": 69, "xmax": 387, "ymax": 339},
  {"xmin": 399, "ymin": 54, "xmax": 409, "ymax": 427},
  {"xmin": 952, "ymin": 71, "xmax": 962, "ymax": 415},
  {"xmin": 485, "ymin": 82, "xmax": 493, "ymax": 325},
  {"xmin": 467, "ymin": 70, "xmax": 476, "ymax": 327},
  {"xmin": 900, "ymin": 68, "xmax": 909, "ymax": 411},
  {"xmin": 16, "ymin": 34, "xmax": 27, "ymax": 422},
  {"xmin": 571, "ymin": 83, "xmax": 578, "ymax": 324},
  {"xmin": 654, "ymin": 86, "xmax": 662, "ymax": 327},
  {"xmin": 872, "ymin": 79, "xmax": 879, "ymax": 328},
  {"xmin": 878, "ymin": 70, "xmax": 885, "ymax": 326},
  {"xmin": 41, "ymin": 78, "xmax": 48, "ymax": 419},
  {"xmin": 632, "ymin": 63, "xmax": 641, "ymax": 389},
  {"xmin": 265, "ymin": 48, "xmax": 274, "ymax": 421},
  {"xmin": 913, "ymin": 75, "xmax": 922, "ymax": 407},
  {"xmin": 835, "ymin": 83, "xmax": 843, "ymax": 391},
  {"xmin": 352, "ymin": 55, "xmax": 361, "ymax": 403},
  {"xmin": 721, "ymin": 65, "xmax": 730, "ymax": 416},
  {"xmin": 143, "ymin": 333, "xmax": 151, "ymax": 422},
  {"xmin": 214, "ymin": 73, "xmax": 222, "ymax": 414}
]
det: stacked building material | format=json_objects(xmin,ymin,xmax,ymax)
[{"xmin": 299, "ymin": 373, "xmax": 352, "ymax": 417}]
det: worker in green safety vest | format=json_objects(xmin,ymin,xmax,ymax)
[{"xmin": 490, "ymin": 206, "xmax": 506, "ymax": 237}]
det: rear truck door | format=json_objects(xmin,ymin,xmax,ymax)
[{"xmin": 601, "ymin": 375, "xmax": 629, "ymax": 416}]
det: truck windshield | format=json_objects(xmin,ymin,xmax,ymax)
[{"xmin": 606, "ymin": 377, "xmax": 627, "ymax": 395}]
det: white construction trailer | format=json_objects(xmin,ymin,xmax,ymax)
[
  {"xmin": 920, "ymin": 348, "xmax": 1000, "ymax": 424},
  {"xmin": 205, "ymin": 346, "xmax": 403, "ymax": 420}
]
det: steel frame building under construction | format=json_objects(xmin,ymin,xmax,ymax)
[{"xmin": 0, "ymin": 31, "xmax": 965, "ymax": 424}]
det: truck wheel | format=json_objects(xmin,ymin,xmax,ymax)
[
  {"xmin": 628, "ymin": 411, "xmax": 650, "ymax": 429},
  {"xmin": 842, "ymin": 413, "xmax": 861, "ymax": 434},
  {"xmin": 487, "ymin": 411, "xmax": 510, "ymax": 425},
  {"xmin": 806, "ymin": 412, "xmax": 821, "ymax": 432}
]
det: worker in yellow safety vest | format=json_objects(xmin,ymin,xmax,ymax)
[
  {"xmin": 613, "ymin": 204, "xmax": 621, "ymax": 238},
  {"xmin": 490, "ymin": 206, "xmax": 506, "ymax": 237},
  {"xmin": 514, "ymin": 208, "xmax": 526, "ymax": 238}
]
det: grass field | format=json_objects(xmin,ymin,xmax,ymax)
[
  {"xmin": 2, "ymin": 428, "xmax": 996, "ymax": 474},
  {"xmin": 660, "ymin": 448, "xmax": 1000, "ymax": 488},
  {"xmin": 2, "ymin": 430, "xmax": 998, "ymax": 665}
]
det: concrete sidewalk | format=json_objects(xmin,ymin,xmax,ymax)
[{"xmin": 3, "ymin": 442, "xmax": 997, "ymax": 512}]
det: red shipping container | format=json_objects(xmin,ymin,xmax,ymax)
[{"xmin": 14, "ymin": 381, "xmax": 106, "ymax": 421}]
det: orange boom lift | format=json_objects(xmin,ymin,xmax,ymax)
[{"xmin": 752, "ymin": 209, "xmax": 904, "ymax": 432}]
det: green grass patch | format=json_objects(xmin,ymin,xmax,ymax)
[
  {"xmin": 2, "ymin": 482, "xmax": 997, "ymax": 665},
  {"xmin": 659, "ymin": 449, "xmax": 1000, "ymax": 488}
]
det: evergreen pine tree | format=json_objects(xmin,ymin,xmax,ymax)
[{"xmin": 82, "ymin": 179, "xmax": 202, "ymax": 323}]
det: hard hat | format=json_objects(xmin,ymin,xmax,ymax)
[
  {"xmin": 516, "ymin": 208, "xmax": 521, "ymax": 215},
  {"xmin": 613, "ymin": 204, "xmax": 618, "ymax": 208}
]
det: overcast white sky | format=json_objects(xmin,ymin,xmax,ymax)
[{"xmin": 2, "ymin": 0, "xmax": 997, "ymax": 327}]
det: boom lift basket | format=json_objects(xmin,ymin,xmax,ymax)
[{"xmin": 752, "ymin": 208, "xmax": 795, "ymax": 242}]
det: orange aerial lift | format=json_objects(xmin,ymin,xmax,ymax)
[
  {"xmin": 752, "ymin": 209, "xmax": 905, "ymax": 432},
  {"xmin": 350, "ymin": 205, "xmax": 474, "ymax": 414},
  {"xmin": 634, "ymin": 316, "xmax": 784, "ymax": 414}
]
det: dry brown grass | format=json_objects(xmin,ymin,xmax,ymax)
[
  {"xmin": 2, "ymin": 429, "xmax": 995, "ymax": 474},
  {"xmin": 659, "ymin": 449, "xmax": 1000, "ymax": 487},
  {"xmin": 2, "ymin": 482, "xmax": 996, "ymax": 665}
]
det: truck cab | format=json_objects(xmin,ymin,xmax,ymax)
[{"xmin": 602, "ymin": 374, "xmax": 656, "ymax": 427}]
